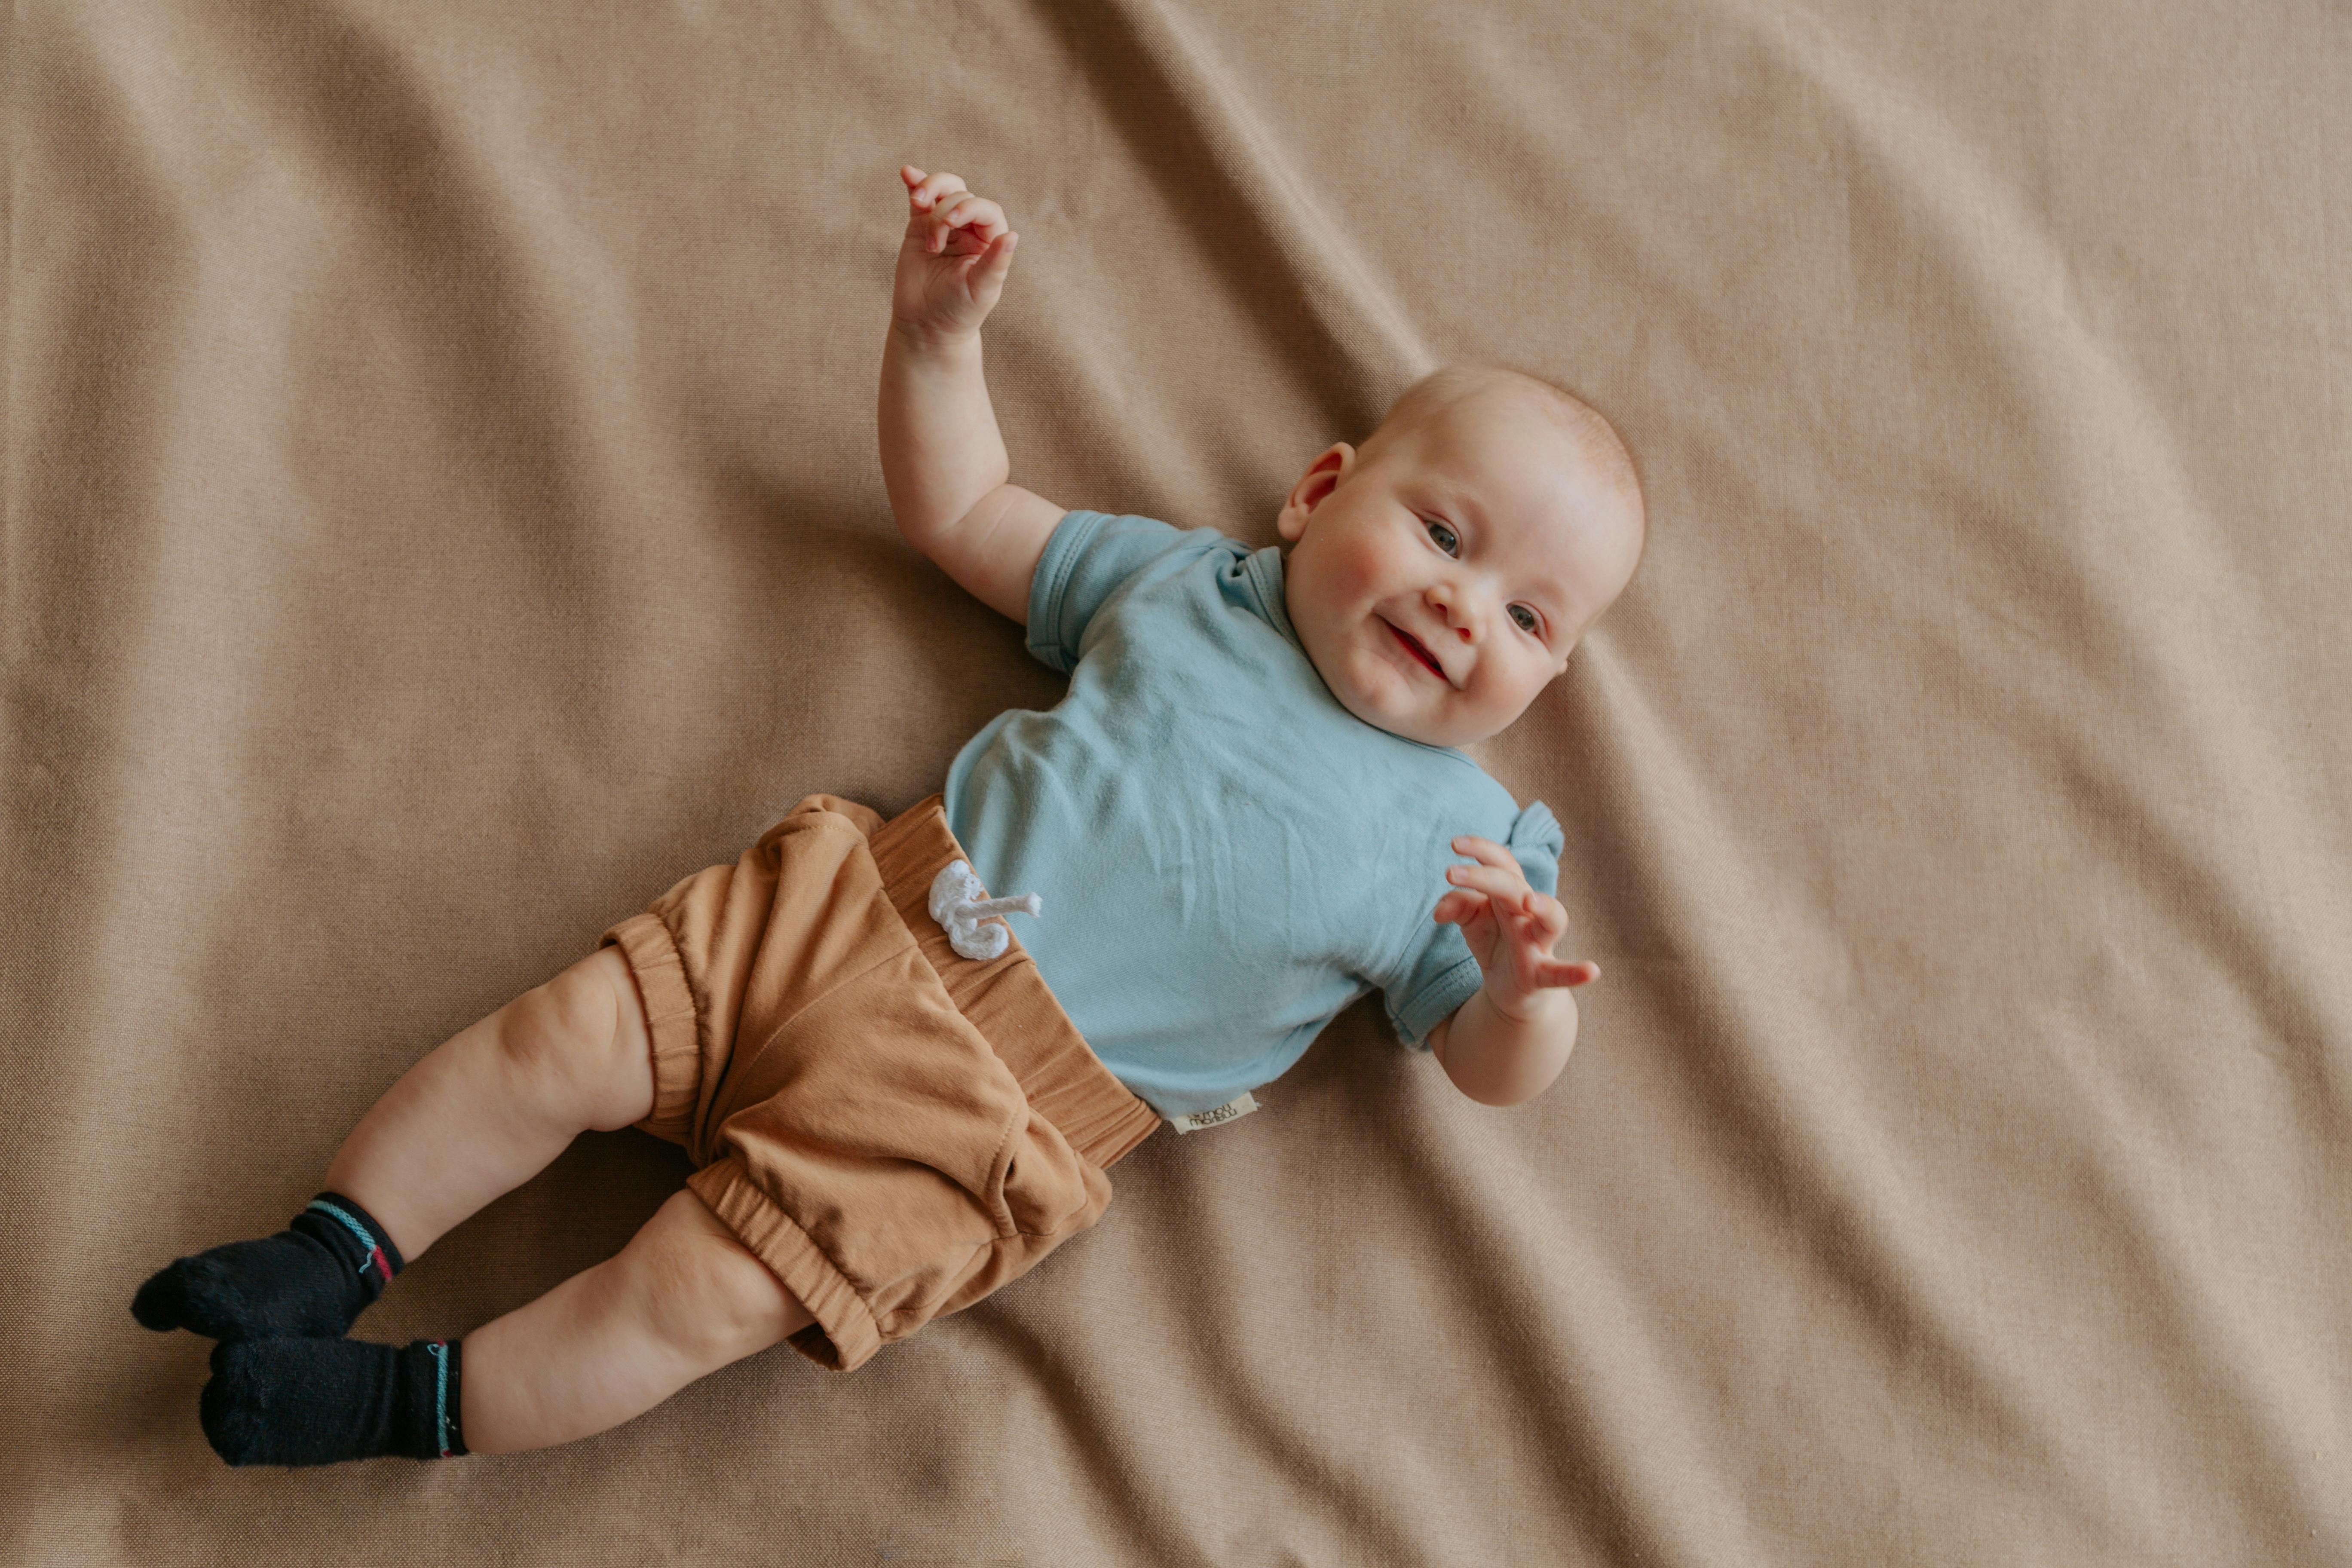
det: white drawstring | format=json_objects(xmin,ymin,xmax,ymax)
[{"xmin": 928, "ymin": 860, "xmax": 1041, "ymax": 961}]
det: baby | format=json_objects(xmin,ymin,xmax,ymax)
[{"xmin": 132, "ymin": 165, "xmax": 1647, "ymax": 1466}]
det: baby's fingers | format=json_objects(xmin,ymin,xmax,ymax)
[
  {"xmin": 1537, "ymin": 957, "xmax": 1601, "ymax": 988},
  {"xmin": 1445, "ymin": 862, "xmax": 1530, "ymax": 903},
  {"xmin": 906, "ymin": 169, "xmax": 968, "ymax": 210},
  {"xmin": 967, "ymin": 230, "xmax": 1019, "ymax": 292},
  {"xmin": 930, "ymin": 193, "xmax": 1007, "ymax": 253},
  {"xmin": 1432, "ymin": 890, "xmax": 1483, "ymax": 925},
  {"xmin": 1449, "ymin": 835, "xmax": 1516, "ymax": 871},
  {"xmin": 934, "ymin": 192, "xmax": 1003, "ymax": 232},
  {"xmin": 1511, "ymin": 889, "xmax": 1568, "ymax": 941}
]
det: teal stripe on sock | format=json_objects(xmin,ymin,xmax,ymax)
[
  {"xmin": 305, "ymin": 1199, "xmax": 378, "ymax": 1262},
  {"xmin": 429, "ymin": 1340, "xmax": 452, "ymax": 1458}
]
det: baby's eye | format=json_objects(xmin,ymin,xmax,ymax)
[
  {"xmin": 1509, "ymin": 604, "xmax": 1540, "ymax": 634},
  {"xmin": 1423, "ymin": 519, "xmax": 1460, "ymax": 556}
]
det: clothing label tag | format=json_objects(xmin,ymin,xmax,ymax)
[{"xmin": 1167, "ymin": 1091, "xmax": 1260, "ymax": 1135}]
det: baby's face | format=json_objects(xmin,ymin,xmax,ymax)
[{"xmin": 1277, "ymin": 389, "xmax": 1641, "ymax": 749}]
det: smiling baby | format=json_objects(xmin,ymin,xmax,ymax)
[{"xmin": 131, "ymin": 163, "xmax": 1646, "ymax": 1467}]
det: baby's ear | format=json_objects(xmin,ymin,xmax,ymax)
[{"xmin": 1276, "ymin": 442, "xmax": 1354, "ymax": 542}]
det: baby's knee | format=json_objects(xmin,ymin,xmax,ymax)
[
  {"xmin": 631, "ymin": 1194, "xmax": 806, "ymax": 1367},
  {"xmin": 491, "ymin": 952, "xmax": 648, "ymax": 1128}
]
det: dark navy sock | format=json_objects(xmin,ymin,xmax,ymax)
[
  {"xmin": 133, "ymin": 1192, "xmax": 405, "ymax": 1341},
  {"xmin": 201, "ymin": 1336, "xmax": 466, "ymax": 1467}
]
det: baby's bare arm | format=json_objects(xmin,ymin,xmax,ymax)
[
  {"xmin": 1426, "ymin": 835, "xmax": 1599, "ymax": 1106},
  {"xmin": 1428, "ymin": 986, "xmax": 1579, "ymax": 1107},
  {"xmin": 879, "ymin": 165, "xmax": 1063, "ymax": 623}
]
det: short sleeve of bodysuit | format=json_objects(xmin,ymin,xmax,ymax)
[{"xmin": 1026, "ymin": 511, "xmax": 1198, "ymax": 674}]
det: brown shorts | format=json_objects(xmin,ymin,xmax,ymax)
[{"xmin": 599, "ymin": 793, "xmax": 1161, "ymax": 1372}]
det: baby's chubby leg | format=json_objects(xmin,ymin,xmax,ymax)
[
  {"xmin": 460, "ymin": 1187, "xmax": 814, "ymax": 1455},
  {"xmin": 171, "ymin": 952, "xmax": 821, "ymax": 1466},
  {"xmin": 323, "ymin": 946, "xmax": 657, "ymax": 1261},
  {"xmin": 135, "ymin": 947, "xmax": 659, "ymax": 1343}
]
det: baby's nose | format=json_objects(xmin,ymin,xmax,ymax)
[{"xmin": 1429, "ymin": 590, "xmax": 1476, "ymax": 640}]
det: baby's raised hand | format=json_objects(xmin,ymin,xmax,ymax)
[
  {"xmin": 1433, "ymin": 836, "xmax": 1600, "ymax": 1020},
  {"xmin": 892, "ymin": 165, "xmax": 1019, "ymax": 345}
]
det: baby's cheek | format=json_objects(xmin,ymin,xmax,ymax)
[{"xmin": 1328, "ymin": 530, "xmax": 1396, "ymax": 601}]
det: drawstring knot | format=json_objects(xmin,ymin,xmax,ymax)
[{"xmin": 928, "ymin": 861, "xmax": 1041, "ymax": 961}]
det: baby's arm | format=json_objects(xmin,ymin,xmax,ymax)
[
  {"xmin": 878, "ymin": 165, "xmax": 1064, "ymax": 622},
  {"xmin": 1425, "ymin": 836, "xmax": 1601, "ymax": 1106}
]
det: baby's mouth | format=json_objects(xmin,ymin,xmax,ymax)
[{"xmin": 1385, "ymin": 620, "xmax": 1448, "ymax": 682}]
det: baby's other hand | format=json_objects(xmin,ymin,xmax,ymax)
[
  {"xmin": 1433, "ymin": 836, "xmax": 1599, "ymax": 1021},
  {"xmin": 892, "ymin": 165, "xmax": 1019, "ymax": 346}
]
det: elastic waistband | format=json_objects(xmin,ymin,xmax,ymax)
[{"xmin": 790, "ymin": 793, "xmax": 1162, "ymax": 1170}]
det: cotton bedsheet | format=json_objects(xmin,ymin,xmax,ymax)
[{"xmin": 4, "ymin": 2, "xmax": 2348, "ymax": 1563}]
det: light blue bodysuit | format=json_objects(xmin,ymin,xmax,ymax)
[{"xmin": 945, "ymin": 511, "xmax": 1563, "ymax": 1121}]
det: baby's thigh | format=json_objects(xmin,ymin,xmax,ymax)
[
  {"xmin": 622, "ymin": 1189, "xmax": 813, "ymax": 1365},
  {"xmin": 579, "ymin": 946, "xmax": 653, "ymax": 1127}
]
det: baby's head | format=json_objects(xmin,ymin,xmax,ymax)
[{"xmin": 1276, "ymin": 365, "xmax": 1646, "ymax": 749}]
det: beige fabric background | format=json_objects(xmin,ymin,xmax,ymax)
[{"xmin": 4, "ymin": 1, "xmax": 2348, "ymax": 1563}]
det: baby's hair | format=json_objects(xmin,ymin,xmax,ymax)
[{"xmin": 1367, "ymin": 364, "xmax": 1647, "ymax": 573}]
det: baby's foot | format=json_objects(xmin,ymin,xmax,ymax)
[
  {"xmin": 133, "ymin": 1193, "xmax": 403, "ymax": 1341},
  {"xmin": 200, "ymin": 1336, "xmax": 464, "ymax": 1466}
]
